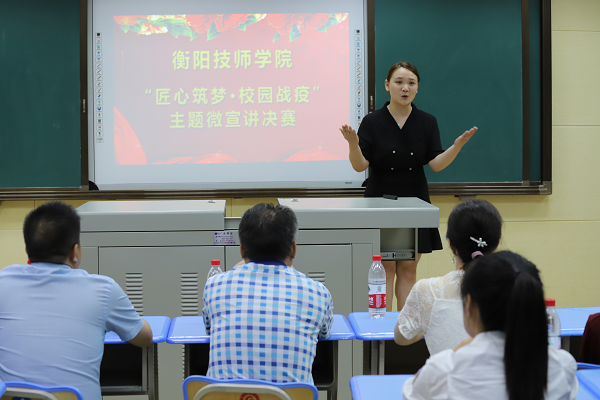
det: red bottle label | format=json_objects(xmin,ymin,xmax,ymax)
[{"xmin": 369, "ymin": 293, "xmax": 386, "ymax": 308}]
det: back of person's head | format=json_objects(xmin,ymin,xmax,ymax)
[
  {"xmin": 446, "ymin": 199, "xmax": 502, "ymax": 269},
  {"xmin": 23, "ymin": 201, "xmax": 81, "ymax": 264},
  {"xmin": 238, "ymin": 203, "xmax": 298, "ymax": 262},
  {"xmin": 461, "ymin": 251, "xmax": 548, "ymax": 400}
]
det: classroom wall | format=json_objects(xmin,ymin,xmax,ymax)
[{"xmin": 0, "ymin": 0, "xmax": 598, "ymax": 308}]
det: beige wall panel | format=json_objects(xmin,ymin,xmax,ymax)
[
  {"xmin": 415, "ymin": 253, "xmax": 430, "ymax": 283},
  {"xmin": 0, "ymin": 230, "xmax": 26, "ymax": 270},
  {"xmin": 226, "ymin": 199, "xmax": 232, "ymax": 217},
  {"xmin": 552, "ymin": 0, "xmax": 600, "ymax": 32},
  {"xmin": 429, "ymin": 196, "xmax": 461, "ymax": 221},
  {"xmin": 502, "ymin": 220, "xmax": 600, "ymax": 307},
  {"xmin": 552, "ymin": 31, "xmax": 600, "ymax": 126},
  {"xmin": 548, "ymin": 126, "xmax": 600, "ymax": 220},
  {"xmin": 438, "ymin": 126, "xmax": 600, "ymax": 223},
  {"xmin": 231, "ymin": 197, "xmax": 278, "ymax": 217},
  {"xmin": 0, "ymin": 201, "xmax": 35, "ymax": 230}
]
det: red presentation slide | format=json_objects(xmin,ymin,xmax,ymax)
[{"xmin": 112, "ymin": 13, "xmax": 350, "ymax": 165}]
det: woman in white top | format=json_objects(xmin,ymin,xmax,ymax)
[
  {"xmin": 402, "ymin": 251, "xmax": 578, "ymax": 400},
  {"xmin": 395, "ymin": 199, "xmax": 502, "ymax": 354}
]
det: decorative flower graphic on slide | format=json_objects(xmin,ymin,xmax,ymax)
[
  {"xmin": 113, "ymin": 13, "xmax": 348, "ymax": 42},
  {"xmin": 265, "ymin": 13, "xmax": 346, "ymax": 42}
]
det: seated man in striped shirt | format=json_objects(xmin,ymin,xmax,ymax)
[{"xmin": 202, "ymin": 203, "xmax": 334, "ymax": 383}]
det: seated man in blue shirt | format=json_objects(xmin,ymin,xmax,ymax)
[
  {"xmin": 0, "ymin": 202, "xmax": 152, "ymax": 400},
  {"xmin": 202, "ymin": 203, "xmax": 334, "ymax": 383}
]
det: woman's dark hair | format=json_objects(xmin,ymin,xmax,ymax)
[
  {"xmin": 238, "ymin": 203, "xmax": 298, "ymax": 261},
  {"xmin": 446, "ymin": 199, "xmax": 502, "ymax": 270},
  {"xmin": 386, "ymin": 61, "xmax": 420, "ymax": 83},
  {"xmin": 461, "ymin": 251, "xmax": 548, "ymax": 400},
  {"xmin": 23, "ymin": 201, "xmax": 81, "ymax": 264}
]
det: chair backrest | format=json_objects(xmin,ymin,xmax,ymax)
[
  {"xmin": 579, "ymin": 312, "xmax": 600, "ymax": 364},
  {"xmin": 0, "ymin": 382, "xmax": 83, "ymax": 400},
  {"xmin": 183, "ymin": 376, "xmax": 318, "ymax": 400},
  {"xmin": 578, "ymin": 362, "xmax": 600, "ymax": 370}
]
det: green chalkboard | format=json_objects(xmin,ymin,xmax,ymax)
[
  {"xmin": 0, "ymin": 0, "xmax": 82, "ymax": 189},
  {"xmin": 373, "ymin": 0, "xmax": 530, "ymax": 183}
]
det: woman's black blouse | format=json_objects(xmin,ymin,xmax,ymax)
[
  {"xmin": 358, "ymin": 102, "xmax": 444, "ymax": 200},
  {"xmin": 357, "ymin": 102, "xmax": 444, "ymax": 253}
]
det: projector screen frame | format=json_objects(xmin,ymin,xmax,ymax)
[{"xmin": 86, "ymin": 0, "xmax": 370, "ymax": 192}]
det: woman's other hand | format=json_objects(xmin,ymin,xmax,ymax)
[{"xmin": 454, "ymin": 126, "xmax": 478, "ymax": 149}]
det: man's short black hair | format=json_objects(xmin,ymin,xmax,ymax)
[
  {"xmin": 23, "ymin": 202, "xmax": 81, "ymax": 264},
  {"xmin": 238, "ymin": 203, "xmax": 298, "ymax": 262}
]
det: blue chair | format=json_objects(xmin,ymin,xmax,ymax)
[
  {"xmin": 0, "ymin": 382, "xmax": 5, "ymax": 397},
  {"xmin": 1, "ymin": 382, "xmax": 83, "ymax": 400},
  {"xmin": 183, "ymin": 376, "xmax": 318, "ymax": 400},
  {"xmin": 578, "ymin": 362, "xmax": 600, "ymax": 370}
]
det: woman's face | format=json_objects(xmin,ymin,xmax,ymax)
[{"xmin": 385, "ymin": 67, "xmax": 419, "ymax": 106}]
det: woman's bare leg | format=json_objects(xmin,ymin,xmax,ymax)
[
  {"xmin": 395, "ymin": 254, "xmax": 422, "ymax": 311},
  {"xmin": 382, "ymin": 261, "xmax": 397, "ymax": 311}
]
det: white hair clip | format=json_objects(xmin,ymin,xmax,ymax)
[{"xmin": 470, "ymin": 237, "xmax": 487, "ymax": 248}]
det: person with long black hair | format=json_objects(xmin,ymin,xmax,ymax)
[
  {"xmin": 402, "ymin": 251, "xmax": 578, "ymax": 400},
  {"xmin": 395, "ymin": 199, "xmax": 502, "ymax": 355}
]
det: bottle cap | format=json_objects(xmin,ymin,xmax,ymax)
[
  {"xmin": 372, "ymin": 255, "xmax": 382, "ymax": 261},
  {"xmin": 211, "ymin": 259, "xmax": 221, "ymax": 265},
  {"xmin": 545, "ymin": 298, "xmax": 555, "ymax": 307}
]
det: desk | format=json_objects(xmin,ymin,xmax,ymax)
[
  {"xmin": 558, "ymin": 307, "xmax": 600, "ymax": 352},
  {"xmin": 348, "ymin": 308, "xmax": 600, "ymax": 375},
  {"xmin": 348, "ymin": 312, "xmax": 399, "ymax": 375},
  {"xmin": 350, "ymin": 375, "xmax": 411, "ymax": 399},
  {"xmin": 167, "ymin": 314, "xmax": 355, "ymax": 400},
  {"xmin": 349, "ymin": 374, "xmax": 598, "ymax": 400},
  {"xmin": 101, "ymin": 316, "xmax": 170, "ymax": 400}
]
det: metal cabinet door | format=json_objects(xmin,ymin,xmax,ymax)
[
  {"xmin": 294, "ymin": 244, "xmax": 352, "ymax": 400},
  {"xmin": 81, "ymin": 246, "xmax": 99, "ymax": 274},
  {"xmin": 99, "ymin": 245, "xmax": 224, "ymax": 400}
]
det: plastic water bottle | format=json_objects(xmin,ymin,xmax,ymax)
[
  {"xmin": 207, "ymin": 259, "xmax": 223, "ymax": 280},
  {"xmin": 368, "ymin": 255, "xmax": 386, "ymax": 318},
  {"xmin": 546, "ymin": 298, "xmax": 561, "ymax": 349}
]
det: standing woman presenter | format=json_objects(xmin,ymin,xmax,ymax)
[{"xmin": 340, "ymin": 62, "xmax": 477, "ymax": 311}]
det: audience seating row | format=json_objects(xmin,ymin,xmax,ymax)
[{"xmin": 3, "ymin": 307, "xmax": 599, "ymax": 400}]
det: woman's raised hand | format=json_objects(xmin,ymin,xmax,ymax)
[
  {"xmin": 340, "ymin": 124, "xmax": 359, "ymax": 147},
  {"xmin": 340, "ymin": 124, "xmax": 369, "ymax": 172},
  {"xmin": 454, "ymin": 126, "xmax": 478, "ymax": 149}
]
